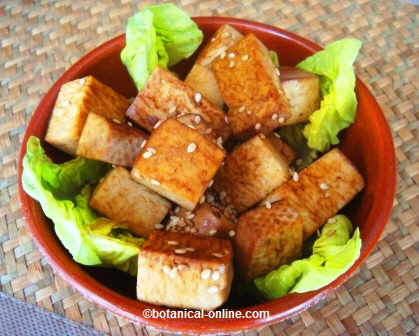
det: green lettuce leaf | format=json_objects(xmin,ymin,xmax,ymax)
[
  {"xmin": 254, "ymin": 215, "xmax": 361, "ymax": 300},
  {"xmin": 269, "ymin": 50, "xmax": 279, "ymax": 67},
  {"xmin": 121, "ymin": 3, "xmax": 203, "ymax": 90},
  {"xmin": 297, "ymin": 38, "xmax": 362, "ymax": 152},
  {"xmin": 22, "ymin": 136, "xmax": 143, "ymax": 274}
]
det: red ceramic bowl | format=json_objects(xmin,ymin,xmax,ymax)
[{"xmin": 17, "ymin": 17, "xmax": 396, "ymax": 333}]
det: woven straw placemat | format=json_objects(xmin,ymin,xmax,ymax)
[{"xmin": 1, "ymin": 0, "xmax": 418, "ymax": 335}]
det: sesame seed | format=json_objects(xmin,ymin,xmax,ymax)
[
  {"xmin": 229, "ymin": 60, "xmax": 235, "ymax": 68},
  {"xmin": 238, "ymin": 106, "xmax": 246, "ymax": 113},
  {"xmin": 205, "ymin": 128, "xmax": 212, "ymax": 134},
  {"xmin": 188, "ymin": 124, "xmax": 196, "ymax": 129},
  {"xmin": 328, "ymin": 217, "xmax": 337, "ymax": 224},
  {"xmin": 186, "ymin": 247, "xmax": 195, "ymax": 252},
  {"xmin": 151, "ymin": 179, "xmax": 160, "ymax": 185},
  {"xmin": 319, "ymin": 183, "xmax": 329, "ymax": 190},
  {"xmin": 163, "ymin": 265, "xmax": 171, "ymax": 274},
  {"xmin": 201, "ymin": 269, "xmax": 211, "ymax": 279},
  {"xmin": 155, "ymin": 223, "xmax": 164, "ymax": 230},
  {"xmin": 274, "ymin": 133, "xmax": 281, "ymax": 138},
  {"xmin": 220, "ymin": 191, "xmax": 226, "ymax": 199},
  {"xmin": 167, "ymin": 240, "xmax": 178, "ymax": 245},
  {"xmin": 216, "ymin": 137, "xmax": 223, "ymax": 148},
  {"xmin": 169, "ymin": 268, "xmax": 178, "ymax": 278},
  {"xmin": 275, "ymin": 68, "xmax": 280, "ymax": 76},
  {"xmin": 255, "ymin": 123, "xmax": 261, "ymax": 130},
  {"xmin": 194, "ymin": 115, "xmax": 201, "ymax": 124},
  {"xmin": 140, "ymin": 140, "xmax": 146, "ymax": 149},
  {"xmin": 278, "ymin": 117, "xmax": 285, "ymax": 123},
  {"xmin": 212, "ymin": 271, "xmax": 220, "ymax": 281},
  {"xmin": 111, "ymin": 164, "xmax": 116, "ymax": 168},
  {"xmin": 292, "ymin": 172, "xmax": 299, "ymax": 182},
  {"xmin": 113, "ymin": 118, "xmax": 121, "ymax": 124},
  {"xmin": 220, "ymin": 51, "xmax": 226, "ymax": 59},
  {"xmin": 208, "ymin": 285, "xmax": 219, "ymax": 293},
  {"xmin": 208, "ymin": 180, "xmax": 214, "ymax": 187},
  {"xmin": 186, "ymin": 213, "xmax": 195, "ymax": 219},
  {"xmin": 209, "ymin": 229, "xmax": 217, "ymax": 236},
  {"xmin": 127, "ymin": 121, "xmax": 133, "ymax": 127},
  {"xmin": 222, "ymin": 31, "xmax": 230, "ymax": 38},
  {"xmin": 187, "ymin": 143, "xmax": 197, "ymax": 153},
  {"xmin": 143, "ymin": 151, "xmax": 153, "ymax": 159},
  {"xmin": 241, "ymin": 54, "xmax": 249, "ymax": 61},
  {"xmin": 174, "ymin": 248, "xmax": 187, "ymax": 254},
  {"xmin": 225, "ymin": 116, "xmax": 229, "ymax": 124},
  {"xmin": 272, "ymin": 113, "xmax": 278, "ymax": 121},
  {"xmin": 200, "ymin": 195, "xmax": 206, "ymax": 204},
  {"xmin": 153, "ymin": 120, "xmax": 162, "ymax": 129},
  {"xmin": 177, "ymin": 264, "xmax": 187, "ymax": 271},
  {"xmin": 194, "ymin": 92, "xmax": 202, "ymax": 104},
  {"xmin": 265, "ymin": 201, "xmax": 272, "ymax": 209},
  {"xmin": 212, "ymin": 252, "xmax": 223, "ymax": 258},
  {"xmin": 211, "ymin": 37, "xmax": 216, "ymax": 42},
  {"xmin": 228, "ymin": 52, "xmax": 235, "ymax": 58},
  {"xmin": 228, "ymin": 230, "xmax": 236, "ymax": 237}
]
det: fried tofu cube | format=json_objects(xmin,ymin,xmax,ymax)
[
  {"xmin": 45, "ymin": 76, "xmax": 129, "ymax": 155},
  {"xmin": 234, "ymin": 200, "xmax": 304, "ymax": 280},
  {"xmin": 90, "ymin": 167, "xmax": 171, "ymax": 237},
  {"xmin": 214, "ymin": 134, "xmax": 290, "ymax": 213},
  {"xmin": 76, "ymin": 113, "xmax": 147, "ymax": 167},
  {"xmin": 126, "ymin": 67, "xmax": 230, "ymax": 141},
  {"xmin": 212, "ymin": 34, "xmax": 291, "ymax": 139},
  {"xmin": 166, "ymin": 203, "xmax": 236, "ymax": 239},
  {"xmin": 137, "ymin": 231, "xmax": 234, "ymax": 310},
  {"xmin": 131, "ymin": 119, "xmax": 226, "ymax": 210},
  {"xmin": 264, "ymin": 148, "xmax": 365, "ymax": 239},
  {"xmin": 267, "ymin": 133, "xmax": 296, "ymax": 164},
  {"xmin": 185, "ymin": 24, "xmax": 243, "ymax": 107},
  {"xmin": 280, "ymin": 66, "xmax": 320, "ymax": 125}
]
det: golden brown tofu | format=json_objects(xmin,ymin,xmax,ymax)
[
  {"xmin": 45, "ymin": 76, "xmax": 129, "ymax": 155},
  {"xmin": 137, "ymin": 231, "xmax": 234, "ymax": 310},
  {"xmin": 185, "ymin": 24, "xmax": 243, "ymax": 107},
  {"xmin": 175, "ymin": 113, "xmax": 217, "ymax": 140},
  {"xmin": 235, "ymin": 200, "xmax": 304, "ymax": 280},
  {"xmin": 267, "ymin": 133, "xmax": 296, "ymax": 164},
  {"xmin": 76, "ymin": 113, "xmax": 146, "ymax": 167},
  {"xmin": 126, "ymin": 67, "xmax": 230, "ymax": 141},
  {"xmin": 131, "ymin": 119, "xmax": 226, "ymax": 210},
  {"xmin": 212, "ymin": 34, "xmax": 291, "ymax": 139},
  {"xmin": 264, "ymin": 148, "xmax": 365, "ymax": 239},
  {"xmin": 280, "ymin": 66, "xmax": 320, "ymax": 125},
  {"xmin": 90, "ymin": 167, "xmax": 171, "ymax": 237},
  {"xmin": 214, "ymin": 134, "xmax": 290, "ymax": 213},
  {"xmin": 166, "ymin": 203, "xmax": 236, "ymax": 239}
]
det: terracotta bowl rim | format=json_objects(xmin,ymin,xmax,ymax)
[{"xmin": 17, "ymin": 16, "xmax": 396, "ymax": 334}]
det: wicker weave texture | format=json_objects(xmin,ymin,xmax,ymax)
[{"xmin": 0, "ymin": 0, "xmax": 418, "ymax": 335}]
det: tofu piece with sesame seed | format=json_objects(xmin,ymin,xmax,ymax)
[
  {"xmin": 166, "ymin": 203, "xmax": 236, "ymax": 239},
  {"xmin": 267, "ymin": 133, "xmax": 296, "ymax": 163},
  {"xmin": 234, "ymin": 199, "xmax": 304, "ymax": 280},
  {"xmin": 126, "ymin": 67, "xmax": 230, "ymax": 141},
  {"xmin": 76, "ymin": 113, "xmax": 147, "ymax": 167},
  {"xmin": 264, "ymin": 148, "xmax": 365, "ymax": 239},
  {"xmin": 176, "ymin": 113, "xmax": 217, "ymax": 140},
  {"xmin": 45, "ymin": 76, "xmax": 129, "ymax": 155},
  {"xmin": 280, "ymin": 66, "xmax": 320, "ymax": 125},
  {"xmin": 213, "ymin": 134, "xmax": 290, "ymax": 213},
  {"xmin": 89, "ymin": 167, "xmax": 171, "ymax": 237},
  {"xmin": 185, "ymin": 24, "xmax": 243, "ymax": 107},
  {"xmin": 212, "ymin": 34, "xmax": 291, "ymax": 140},
  {"xmin": 131, "ymin": 119, "xmax": 226, "ymax": 210},
  {"xmin": 137, "ymin": 231, "xmax": 233, "ymax": 310}
]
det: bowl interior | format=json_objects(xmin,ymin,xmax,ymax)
[{"xmin": 18, "ymin": 17, "xmax": 396, "ymax": 333}]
